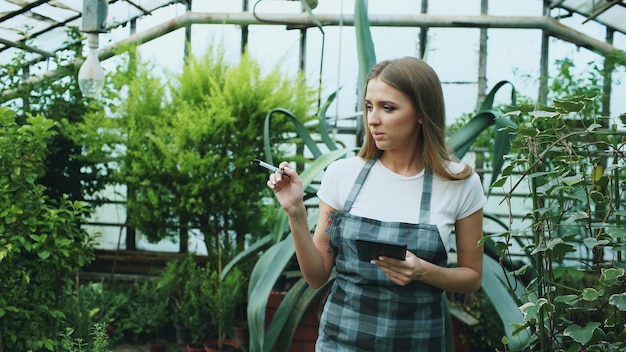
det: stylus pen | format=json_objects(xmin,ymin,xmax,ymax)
[{"xmin": 252, "ymin": 159, "xmax": 290, "ymax": 177}]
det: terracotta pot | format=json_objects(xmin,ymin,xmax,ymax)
[
  {"xmin": 233, "ymin": 324, "xmax": 249, "ymax": 347},
  {"xmin": 187, "ymin": 341, "xmax": 205, "ymax": 352},
  {"xmin": 203, "ymin": 338, "xmax": 239, "ymax": 351}
]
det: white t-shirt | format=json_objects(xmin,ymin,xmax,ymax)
[{"xmin": 317, "ymin": 156, "xmax": 487, "ymax": 252}]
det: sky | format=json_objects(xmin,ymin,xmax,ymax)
[{"xmin": 92, "ymin": 0, "xmax": 626, "ymax": 252}]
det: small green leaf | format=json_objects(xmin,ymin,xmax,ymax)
[
  {"xmin": 583, "ymin": 238, "xmax": 609, "ymax": 250},
  {"xmin": 513, "ymin": 263, "xmax": 531, "ymax": 276},
  {"xmin": 491, "ymin": 177, "xmax": 508, "ymax": 188},
  {"xmin": 589, "ymin": 191, "xmax": 606, "ymax": 205},
  {"xmin": 608, "ymin": 292, "xmax": 626, "ymax": 311},
  {"xmin": 554, "ymin": 99, "xmax": 585, "ymax": 113},
  {"xmin": 600, "ymin": 268, "xmax": 625, "ymax": 287},
  {"xmin": 554, "ymin": 294, "xmax": 578, "ymax": 305},
  {"xmin": 563, "ymin": 322, "xmax": 600, "ymax": 345},
  {"xmin": 562, "ymin": 212, "xmax": 589, "ymax": 225},
  {"xmin": 546, "ymin": 238, "xmax": 576, "ymax": 259},
  {"xmin": 581, "ymin": 288, "xmax": 602, "ymax": 302}
]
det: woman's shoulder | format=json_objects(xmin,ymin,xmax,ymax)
[
  {"xmin": 327, "ymin": 155, "xmax": 366, "ymax": 172},
  {"xmin": 445, "ymin": 160, "xmax": 468, "ymax": 174},
  {"xmin": 438, "ymin": 160, "xmax": 481, "ymax": 185}
]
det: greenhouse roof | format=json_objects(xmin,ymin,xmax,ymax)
[
  {"xmin": 0, "ymin": 0, "xmax": 177, "ymax": 64},
  {"xmin": 0, "ymin": 0, "xmax": 624, "ymax": 67},
  {"xmin": 549, "ymin": 0, "xmax": 626, "ymax": 35}
]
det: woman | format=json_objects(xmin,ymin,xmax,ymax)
[{"xmin": 267, "ymin": 56, "xmax": 486, "ymax": 351}]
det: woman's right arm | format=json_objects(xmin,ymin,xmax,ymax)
[{"xmin": 268, "ymin": 163, "xmax": 337, "ymax": 288}]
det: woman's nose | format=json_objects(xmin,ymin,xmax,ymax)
[{"xmin": 368, "ymin": 109, "xmax": 380, "ymax": 125}]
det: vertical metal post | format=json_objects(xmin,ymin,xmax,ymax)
[
  {"xmin": 184, "ymin": 0, "xmax": 192, "ymax": 65},
  {"xmin": 419, "ymin": 0, "xmax": 428, "ymax": 59},
  {"xmin": 477, "ymin": 0, "xmax": 488, "ymax": 105},
  {"xmin": 241, "ymin": 0, "xmax": 249, "ymax": 54},
  {"xmin": 299, "ymin": 28, "xmax": 307, "ymax": 73},
  {"xmin": 538, "ymin": 0, "xmax": 550, "ymax": 105}
]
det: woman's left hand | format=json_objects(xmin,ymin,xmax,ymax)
[{"xmin": 371, "ymin": 251, "xmax": 426, "ymax": 286}]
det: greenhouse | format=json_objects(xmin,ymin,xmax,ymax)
[{"xmin": 1, "ymin": 1, "xmax": 625, "ymax": 351}]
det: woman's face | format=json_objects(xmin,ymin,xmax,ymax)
[{"xmin": 365, "ymin": 78, "xmax": 421, "ymax": 152}]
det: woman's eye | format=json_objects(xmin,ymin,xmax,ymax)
[
  {"xmin": 383, "ymin": 105, "xmax": 395, "ymax": 112},
  {"xmin": 365, "ymin": 103, "xmax": 373, "ymax": 111}
]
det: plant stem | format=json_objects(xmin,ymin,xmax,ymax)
[{"xmin": 528, "ymin": 137, "xmax": 547, "ymax": 352}]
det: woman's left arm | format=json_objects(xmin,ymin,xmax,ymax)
[{"xmin": 374, "ymin": 208, "xmax": 484, "ymax": 294}]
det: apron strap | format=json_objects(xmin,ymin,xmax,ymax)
[
  {"xmin": 420, "ymin": 168, "xmax": 433, "ymax": 224},
  {"xmin": 342, "ymin": 156, "xmax": 377, "ymax": 211}
]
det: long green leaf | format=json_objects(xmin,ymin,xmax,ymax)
[
  {"xmin": 447, "ymin": 80, "xmax": 517, "ymax": 193},
  {"xmin": 221, "ymin": 235, "xmax": 272, "ymax": 280},
  {"xmin": 272, "ymin": 277, "xmax": 335, "ymax": 352},
  {"xmin": 448, "ymin": 110, "xmax": 498, "ymax": 159},
  {"xmin": 354, "ymin": 0, "xmax": 376, "ymax": 145},
  {"xmin": 482, "ymin": 254, "xmax": 531, "ymax": 350},
  {"xmin": 263, "ymin": 108, "xmax": 323, "ymax": 163},
  {"xmin": 317, "ymin": 89, "xmax": 340, "ymax": 151},
  {"xmin": 247, "ymin": 236, "xmax": 296, "ymax": 352}
]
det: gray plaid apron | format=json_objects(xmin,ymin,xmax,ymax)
[{"xmin": 317, "ymin": 157, "xmax": 447, "ymax": 351}]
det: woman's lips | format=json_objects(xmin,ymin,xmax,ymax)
[{"xmin": 372, "ymin": 131, "xmax": 384, "ymax": 140}]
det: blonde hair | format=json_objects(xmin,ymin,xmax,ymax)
[{"xmin": 358, "ymin": 57, "xmax": 472, "ymax": 180}]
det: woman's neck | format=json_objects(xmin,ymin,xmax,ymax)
[{"xmin": 379, "ymin": 150, "xmax": 423, "ymax": 176}]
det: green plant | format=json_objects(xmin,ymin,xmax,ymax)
[
  {"xmin": 490, "ymin": 96, "xmax": 626, "ymax": 351},
  {"xmin": 0, "ymin": 107, "xmax": 95, "ymax": 351},
  {"xmin": 0, "ymin": 27, "xmax": 105, "ymax": 203},
  {"xmin": 59, "ymin": 322, "xmax": 110, "ymax": 352},
  {"xmin": 131, "ymin": 281, "xmax": 169, "ymax": 339},
  {"xmin": 66, "ymin": 43, "xmax": 315, "ymax": 257},
  {"xmin": 202, "ymin": 267, "xmax": 243, "ymax": 347},
  {"xmin": 157, "ymin": 254, "xmax": 195, "ymax": 328}
]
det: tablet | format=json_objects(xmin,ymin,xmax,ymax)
[{"xmin": 355, "ymin": 237, "xmax": 407, "ymax": 262}]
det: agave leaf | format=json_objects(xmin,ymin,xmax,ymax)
[
  {"xmin": 271, "ymin": 276, "xmax": 335, "ymax": 352},
  {"xmin": 354, "ymin": 0, "xmax": 376, "ymax": 95},
  {"xmin": 354, "ymin": 0, "xmax": 376, "ymax": 145},
  {"xmin": 247, "ymin": 236, "xmax": 296, "ymax": 352},
  {"xmin": 482, "ymin": 254, "xmax": 531, "ymax": 350},
  {"xmin": 263, "ymin": 108, "xmax": 322, "ymax": 163},
  {"xmin": 478, "ymin": 80, "xmax": 516, "ymax": 112},
  {"xmin": 317, "ymin": 89, "xmax": 340, "ymax": 151},
  {"xmin": 448, "ymin": 80, "xmax": 517, "ymax": 194},
  {"xmin": 221, "ymin": 235, "xmax": 272, "ymax": 280},
  {"xmin": 265, "ymin": 278, "xmax": 309, "ymax": 351},
  {"xmin": 448, "ymin": 110, "xmax": 498, "ymax": 158}
]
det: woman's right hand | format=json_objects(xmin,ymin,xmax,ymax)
[{"xmin": 266, "ymin": 162, "xmax": 304, "ymax": 215}]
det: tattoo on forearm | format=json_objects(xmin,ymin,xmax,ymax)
[
  {"xmin": 324, "ymin": 209, "xmax": 335, "ymax": 235},
  {"xmin": 324, "ymin": 209, "xmax": 338, "ymax": 257}
]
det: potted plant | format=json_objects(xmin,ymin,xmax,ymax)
[
  {"xmin": 132, "ymin": 281, "xmax": 169, "ymax": 352},
  {"xmin": 202, "ymin": 243, "xmax": 244, "ymax": 351},
  {"xmin": 157, "ymin": 254, "xmax": 213, "ymax": 345},
  {"xmin": 157, "ymin": 254, "xmax": 193, "ymax": 335}
]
